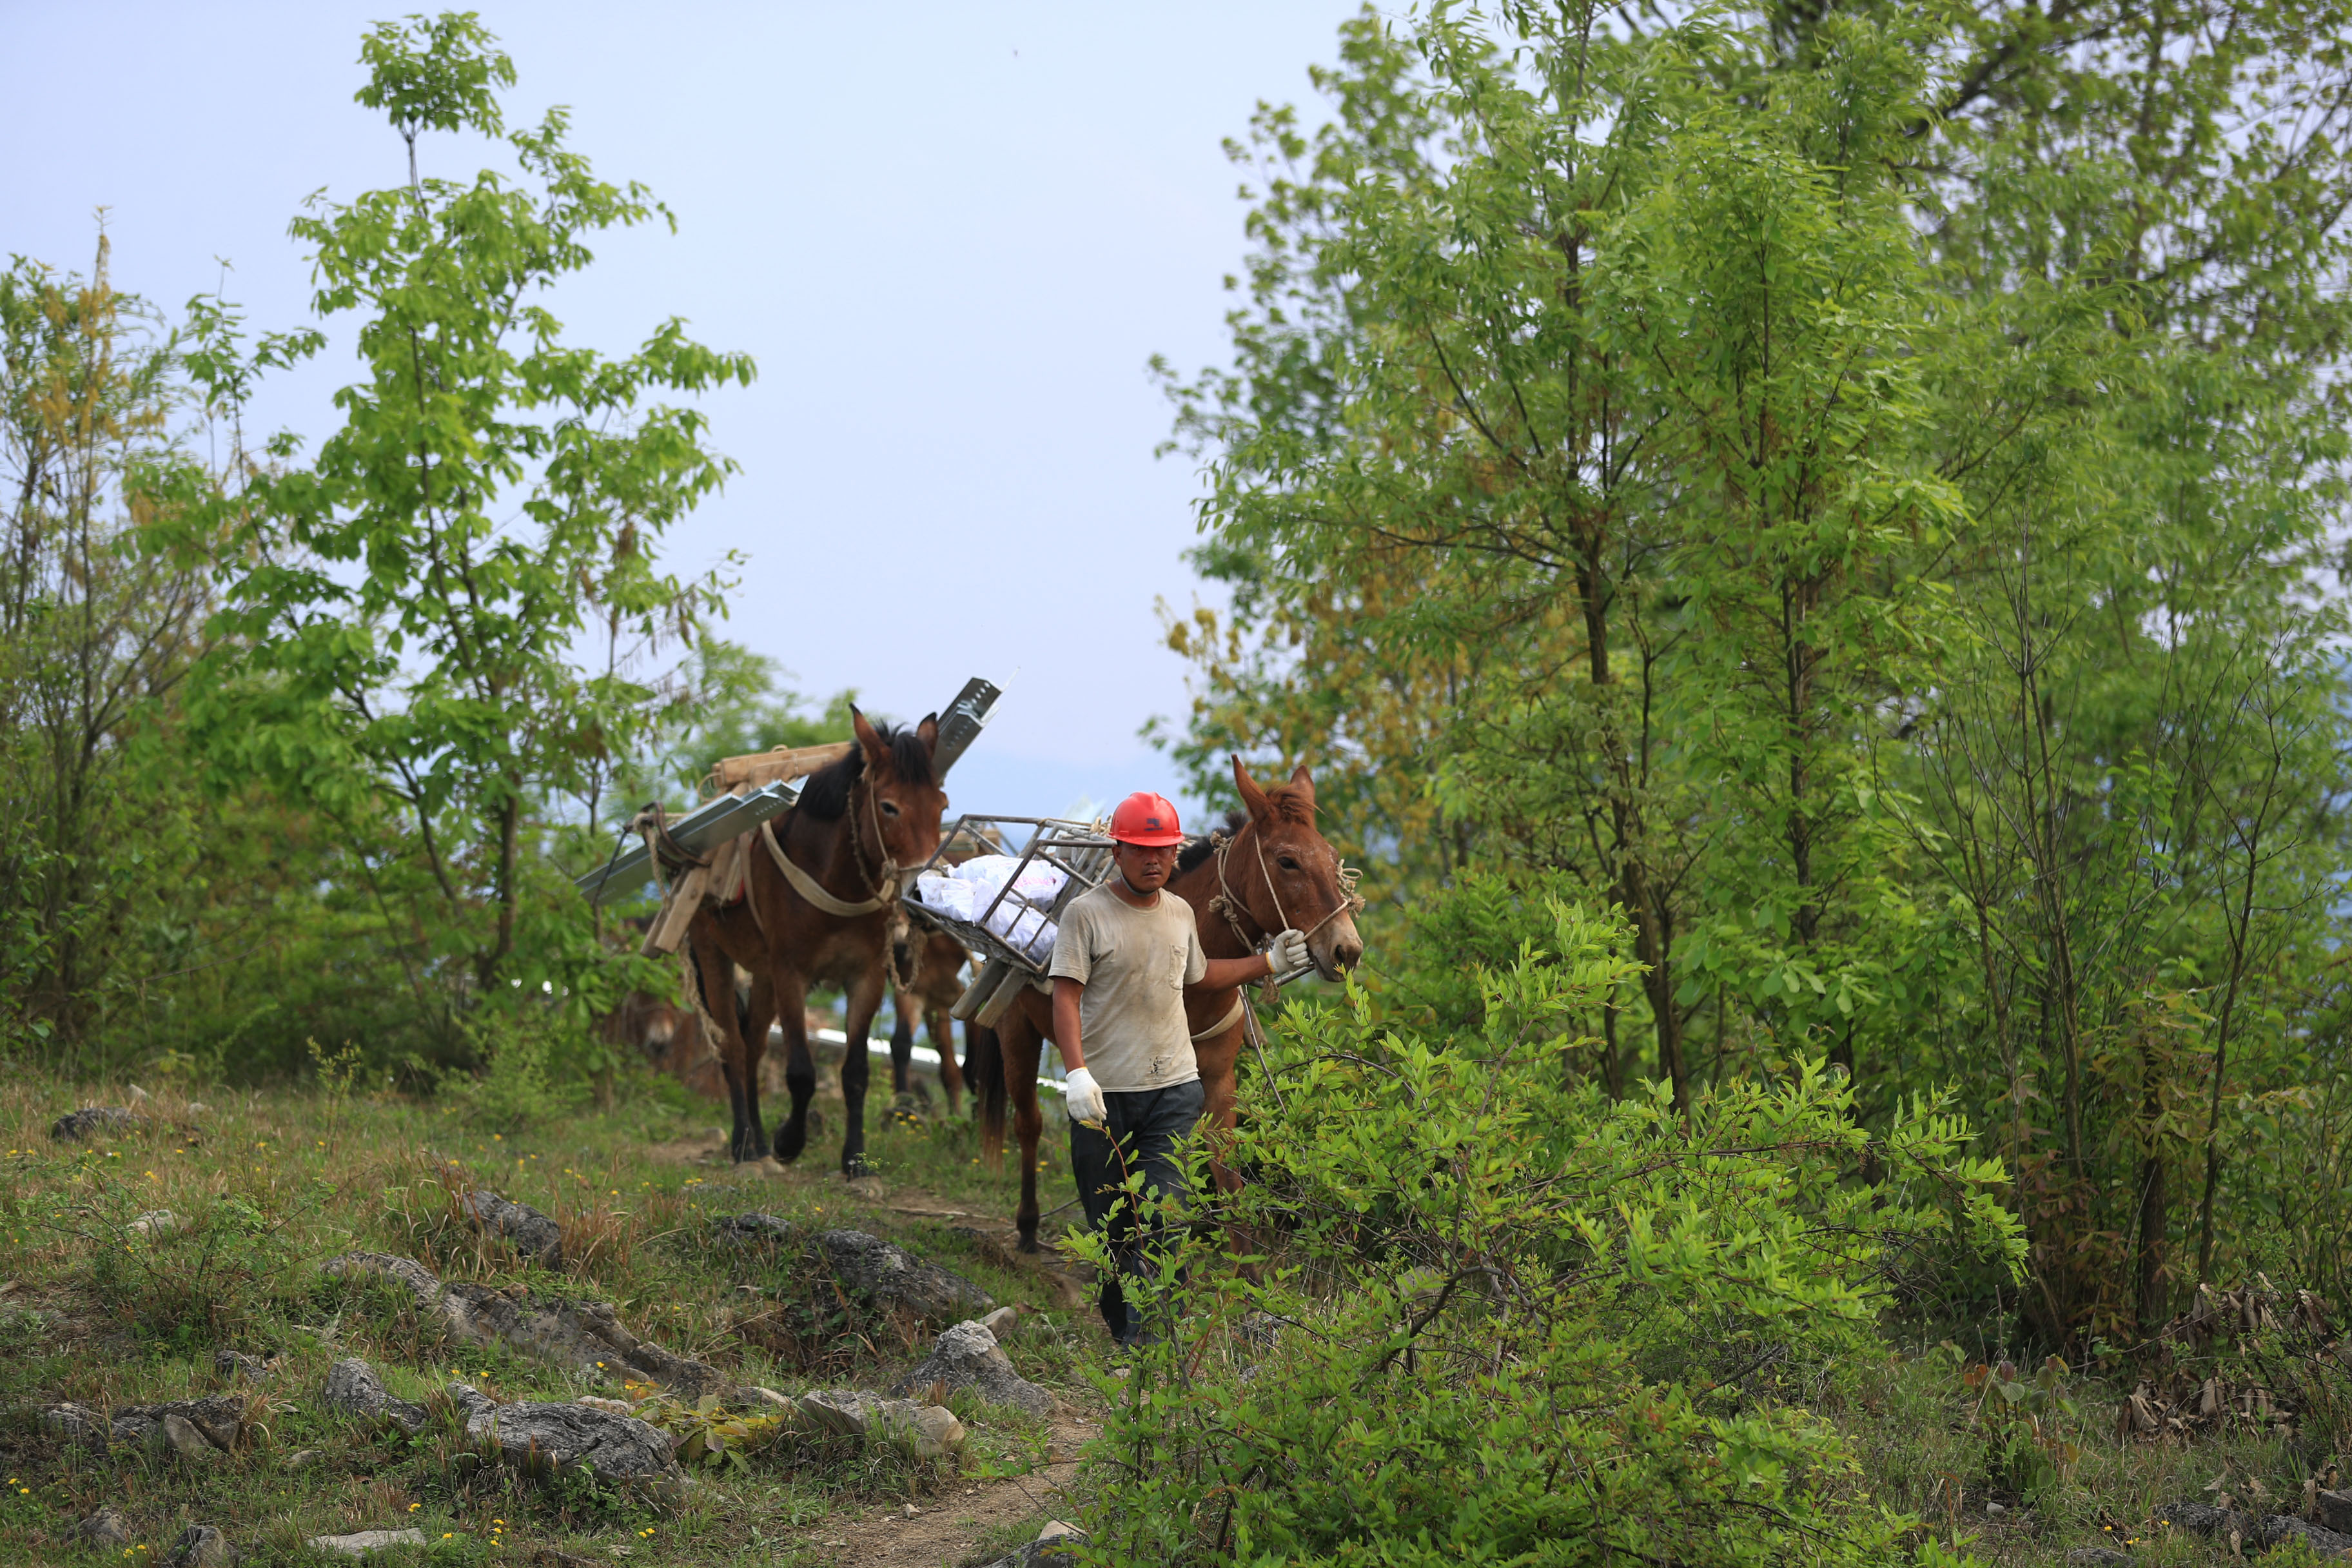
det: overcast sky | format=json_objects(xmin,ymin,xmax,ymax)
[{"xmin": 2, "ymin": 1, "xmax": 1367, "ymax": 821}]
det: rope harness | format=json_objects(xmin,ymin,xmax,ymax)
[
  {"xmin": 754, "ymin": 767, "xmax": 917, "ymax": 991},
  {"xmin": 1197, "ymin": 820, "xmax": 1366, "ymax": 1103},
  {"xmin": 629, "ymin": 801, "xmax": 711, "ymax": 894},
  {"xmin": 1204, "ymin": 821, "xmax": 1367, "ymax": 967}
]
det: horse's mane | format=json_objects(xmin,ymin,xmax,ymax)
[
  {"xmin": 797, "ymin": 722, "xmax": 936, "ymax": 821},
  {"xmin": 1176, "ymin": 810, "xmax": 1251, "ymax": 874}
]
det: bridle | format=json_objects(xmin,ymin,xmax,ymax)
[{"xmin": 1206, "ymin": 817, "xmax": 1365, "ymax": 977}]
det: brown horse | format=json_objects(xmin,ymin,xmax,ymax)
[
  {"xmin": 979, "ymin": 758, "xmax": 1365, "ymax": 1251},
  {"xmin": 888, "ymin": 928, "xmax": 975, "ymax": 1113},
  {"xmin": 681, "ymin": 709, "xmax": 946, "ymax": 1174}
]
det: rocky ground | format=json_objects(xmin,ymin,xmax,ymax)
[
  {"xmin": 0, "ymin": 1066, "xmax": 1113, "ymax": 1567},
  {"xmin": 7, "ymin": 1065, "xmax": 2349, "ymax": 1565}
]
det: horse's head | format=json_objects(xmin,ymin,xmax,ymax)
[
  {"xmin": 1230, "ymin": 755, "xmax": 1365, "ymax": 981},
  {"xmin": 852, "ymin": 706, "xmax": 947, "ymax": 873}
]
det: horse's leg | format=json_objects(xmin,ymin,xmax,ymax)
[
  {"xmin": 1193, "ymin": 1026, "xmax": 1260, "ymax": 1275},
  {"xmin": 1193, "ymin": 1030, "xmax": 1247, "ymax": 1199},
  {"xmin": 1001, "ymin": 1006, "xmax": 1046, "ymax": 1253},
  {"xmin": 889, "ymin": 988, "xmax": 916, "ymax": 1097},
  {"xmin": 933, "ymin": 1004, "xmax": 965, "ymax": 1115},
  {"xmin": 770, "ymin": 968, "xmax": 816, "ymax": 1164},
  {"xmin": 687, "ymin": 932, "xmax": 758, "ymax": 1164},
  {"xmin": 736, "ymin": 968, "xmax": 776, "ymax": 1164},
  {"xmin": 839, "ymin": 963, "xmax": 887, "ymax": 1177}
]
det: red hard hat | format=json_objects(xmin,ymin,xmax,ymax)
[{"xmin": 1109, "ymin": 790, "xmax": 1185, "ymax": 846}]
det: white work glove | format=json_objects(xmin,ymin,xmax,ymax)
[
  {"xmin": 1270, "ymin": 928, "xmax": 1311, "ymax": 979},
  {"xmin": 1063, "ymin": 1066, "xmax": 1107, "ymax": 1127}
]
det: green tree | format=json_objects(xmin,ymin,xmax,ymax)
[
  {"xmin": 0, "ymin": 233, "xmax": 213, "ymax": 1057},
  {"xmin": 170, "ymin": 12, "xmax": 754, "ymax": 1043},
  {"xmin": 1158, "ymin": 0, "xmax": 2352, "ymax": 1343}
]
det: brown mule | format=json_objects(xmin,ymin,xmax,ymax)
[
  {"xmin": 888, "ymin": 928, "xmax": 975, "ymax": 1113},
  {"xmin": 979, "ymin": 757, "xmax": 1366, "ymax": 1251},
  {"xmin": 680, "ymin": 709, "xmax": 946, "ymax": 1175}
]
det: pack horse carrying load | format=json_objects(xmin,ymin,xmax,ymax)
[{"xmin": 576, "ymin": 678, "xmax": 1002, "ymax": 1174}]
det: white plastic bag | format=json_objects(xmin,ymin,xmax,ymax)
[
  {"xmin": 914, "ymin": 873, "xmax": 975, "ymax": 921},
  {"xmin": 983, "ymin": 898, "xmax": 1057, "ymax": 963}
]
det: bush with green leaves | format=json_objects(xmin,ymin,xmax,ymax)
[{"xmin": 1072, "ymin": 891, "xmax": 2022, "ymax": 1565}]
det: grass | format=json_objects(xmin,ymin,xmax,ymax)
[
  {"xmin": 0, "ymin": 1062, "xmax": 1101, "ymax": 1567},
  {"xmin": 3, "ymin": 1056, "xmax": 2340, "ymax": 1566}
]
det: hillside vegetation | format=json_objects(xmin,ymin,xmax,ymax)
[{"xmin": 13, "ymin": 2, "xmax": 2352, "ymax": 1564}]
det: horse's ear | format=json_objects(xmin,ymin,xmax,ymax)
[
  {"xmin": 1288, "ymin": 763, "xmax": 1317, "ymax": 809},
  {"xmin": 1231, "ymin": 754, "xmax": 1273, "ymax": 823},
  {"xmin": 852, "ymin": 705, "xmax": 888, "ymax": 770},
  {"xmin": 916, "ymin": 712, "xmax": 939, "ymax": 755}
]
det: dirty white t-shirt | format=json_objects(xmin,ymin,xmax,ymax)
[{"xmin": 1047, "ymin": 883, "xmax": 1210, "ymax": 1092}]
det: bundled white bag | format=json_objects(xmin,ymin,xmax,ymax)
[
  {"xmin": 914, "ymin": 873, "xmax": 975, "ymax": 921},
  {"xmin": 983, "ymin": 899, "xmax": 1057, "ymax": 963}
]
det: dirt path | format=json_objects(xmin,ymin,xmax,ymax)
[{"xmin": 797, "ymin": 1413, "xmax": 1096, "ymax": 1567}]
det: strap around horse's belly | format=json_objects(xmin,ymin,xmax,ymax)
[
  {"xmin": 760, "ymin": 818, "xmax": 893, "ymax": 916},
  {"xmin": 1191, "ymin": 992, "xmax": 1247, "ymax": 1044}
]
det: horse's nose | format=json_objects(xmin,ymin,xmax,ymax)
[{"xmin": 1326, "ymin": 925, "xmax": 1365, "ymax": 975}]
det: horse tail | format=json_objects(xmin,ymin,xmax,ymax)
[{"xmin": 966, "ymin": 1021, "xmax": 1006, "ymax": 1148}]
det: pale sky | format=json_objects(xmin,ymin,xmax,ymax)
[{"xmin": 2, "ymin": 1, "xmax": 1369, "ymax": 820}]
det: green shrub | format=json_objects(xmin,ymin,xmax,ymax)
[{"xmin": 1073, "ymin": 892, "xmax": 2023, "ymax": 1566}]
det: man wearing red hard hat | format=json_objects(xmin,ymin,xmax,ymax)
[{"xmin": 1046, "ymin": 790, "xmax": 1308, "ymax": 1346}]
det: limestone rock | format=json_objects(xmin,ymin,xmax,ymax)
[
  {"xmin": 444, "ymin": 1379, "xmax": 498, "ymax": 1421},
  {"xmin": 185, "ymin": 1101, "xmax": 211, "ymax": 1115},
  {"xmin": 710, "ymin": 1211, "xmax": 799, "ymax": 1246},
  {"xmin": 78, "ymin": 1510, "xmax": 132, "ymax": 1545},
  {"xmin": 306, "ymin": 1530, "xmax": 429, "ymax": 1555},
  {"xmin": 905, "ymin": 1404, "xmax": 965, "ymax": 1458},
  {"xmin": 112, "ymin": 1394, "xmax": 246, "ymax": 1451},
  {"xmin": 463, "ymin": 1190, "xmax": 563, "ymax": 1264},
  {"xmin": 890, "ymin": 1319, "xmax": 1053, "ymax": 1416},
  {"xmin": 127, "ymin": 1084, "xmax": 152, "ymax": 1106},
  {"xmin": 2264, "ymin": 1514, "xmax": 2352, "ymax": 1554},
  {"xmin": 51, "ymin": 1106, "xmax": 139, "ymax": 1142},
  {"xmin": 792, "ymin": 1389, "xmax": 959, "ymax": 1455},
  {"xmin": 453, "ymin": 1387, "xmax": 680, "ymax": 1489},
  {"xmin": 319, "ymin": 1251, "xmax": 730, "ymax": 1398},
  {"xmin": 2317, "ymin": 1487, "xmax": 2352, "ymax": 1534},
  {"xmin": 977, "ymin": 1304, "xmax": 1020, "ymax": 1339},
  {"xmin": 574, "ymin": 1396, "xmax": 634, "ymax": 1417},
  {"xmin": 2153, "ymin": 1500, "xmax": 2352, "ymax": 1556},
  {"xmin": 797, "ymin": 1387, "xmax": 884, "ymax": 1436},
  {"xmin": 817, "ymin": 1230, "xmax": 992, "ymax": 1323},
  {"xmin": 283, "ymin": 1448, "xmax": 320, "ymax": 1469},
  {"xmin": 323, "ymin": 1357, "xmax": 428, "ymax": 1435},
  {"xmin": 162, "ymin": 1412, "xmax": 220, "ymax": 1460},
  {"xmin": 438, "ymin": 1282, "xmax": 733, "ymax": 1399},
  {"xmin": 166, "ymin": 1524, "xmax": 235, "ymax": 1567},
  {"xmin": 41, "ymin": 1402, "xmax": 107, "ymax": 1447},
  {"xmin": 129, "ymin": 1210, "xmax": 178, "ymax": 1239},
  {"xmin": 214, "ymin": 1348, "xmax": 277, "ymax": 1384},
  {"xmin": 321, "ymin": 1251, "xmax": 445, "ymax": 1314},
  {"xmin": 1037, "ymin": 1521, "xmax": 1087, "ymax": 1544}
]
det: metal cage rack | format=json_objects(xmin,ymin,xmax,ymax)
[{"xmin": 899, "ymin": 813, "xmax": 1114, "ymax": 1028}]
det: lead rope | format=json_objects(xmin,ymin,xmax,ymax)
[
  {"xmin": 1201, "ymin": 820, "xmax": 1366, "ymax": 1115},
  {"xmin": 850, "ymin": 770, "xmax": 916, "ymax": 992}
]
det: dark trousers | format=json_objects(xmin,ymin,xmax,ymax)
[{"xmin": 1071, "ymin": 1078, "xmax": 1204, "ymax": 1345}]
